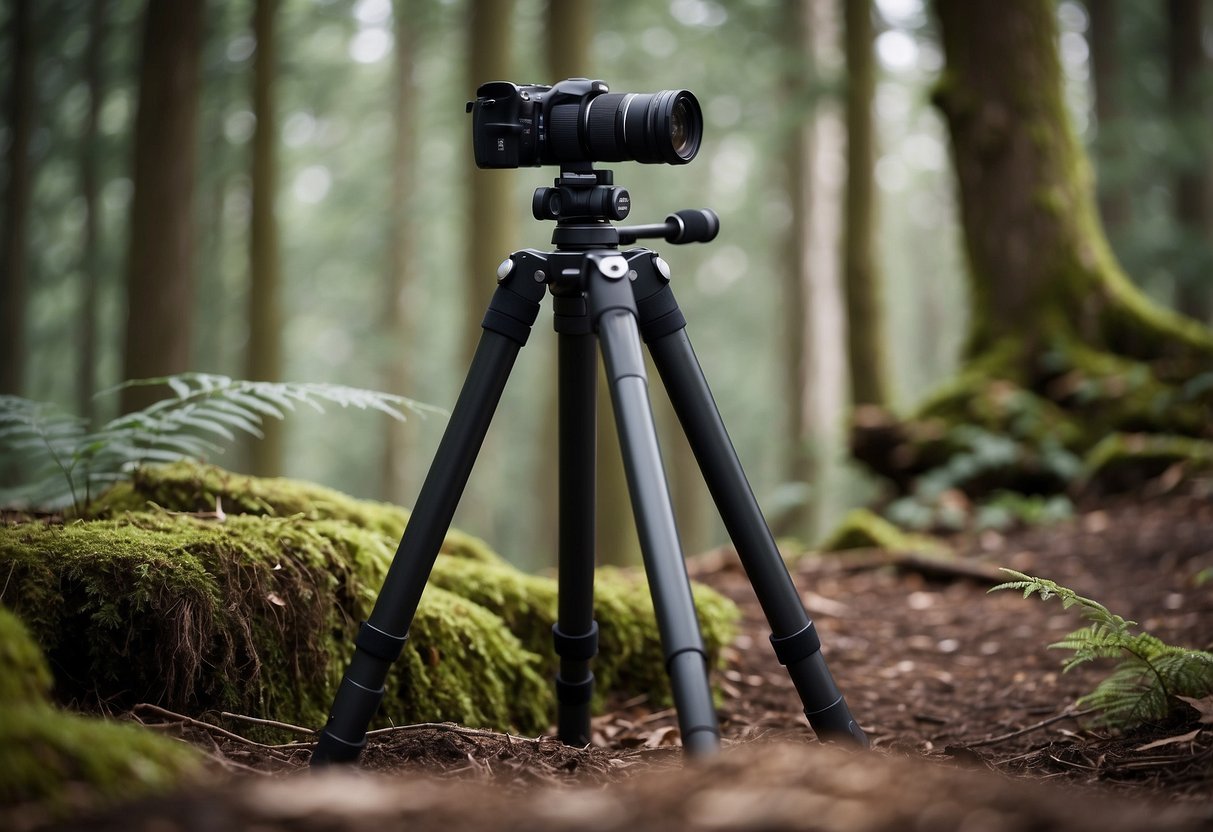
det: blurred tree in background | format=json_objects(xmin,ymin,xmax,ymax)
[
  {"xmin": 120, "ymin": 0, "xmax": 205, "ymax": 414},
  {"xmin": 3, "ymin": 0, "xmax": 1210, "ymax": 568}
]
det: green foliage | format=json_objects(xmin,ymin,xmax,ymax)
[
  {"xmin": 0, "ymin": 463, "xmax": 738, "ymax": 735},
  {"xmin": 0, "ymin": 373, "xmax": 442, "ymax": 513},
  {"xmin": 991, "ymin": 569, "xmax": 1213, "ymax": 729}
]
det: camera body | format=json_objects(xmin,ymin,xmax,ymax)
[{"xmin": 467, "ymin": 78, "xmax": 702, "ymax": 169}]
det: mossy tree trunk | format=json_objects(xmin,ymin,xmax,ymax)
[
  {"xmin": 121, "ymin": 0, "xmax": 205, "ymax": 414},
  {"xmin": 248, "ymin": 0, "xmax": 284, "ymax": 476},
  {"xmin": 850, "ymin": 1, "xmax": 1213, "ymax": 503},
  {"xmin": 841, "ymin": 0, "xmax": 890, "ymax": 408},
  {"xmin": 932, "ymin": 0, "xmax": 1213, "ymax": 365}
]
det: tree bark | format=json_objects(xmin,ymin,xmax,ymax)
[
  {"xmin": 464, "ymin": 0, "xmax": 515, "ymax": 368},
  {"xmin": 772, "ymin": 0, "xmax": 818, "ymax": 540},
  {"xmin": 931, "ymin": 0, "xmax": 1212, "ymax": 366},
  {"xmin": 78, "ymin": 0, "xmax": 108, "ymax": 422},
  {"xmin": 381, "ymin": 0, "xmax": 421, "ymax": 505},
  {"xmin": 248, "ymin": 0, "xmax": 283, "ymax": 476},
  {"xmin": 841, "ymin": 0, "xmax": 890, "ymax": 407},
  {"xmin": 121, "ymin": 0, "xmax": 206, "ymax": 413},
  {"xmin": 1167, "ymin": 0, "xmax": 1212, "ymax": 324},
  {"xmin": 1085, "ymin": 0, "xmax": 1132, "ymax": 241},
  {"xmin": 1, "ymin": 0, "xmax": 35, "ymax": 397}
]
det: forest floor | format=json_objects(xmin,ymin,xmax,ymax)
[{"xmin": 28, "ymin": 483, "xmax": 1213, "ymax": 831}]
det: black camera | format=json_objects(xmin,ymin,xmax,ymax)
[{"xmin": 466, "ymin": 78, "xmax": 703, "ymax": 169}]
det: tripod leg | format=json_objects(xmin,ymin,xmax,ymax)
[
  {"xmin": 311, "ymin": 256, "xmax": 546, "ymax": 766},
  {"xmin": 634, "ymin": 260, "xmax": 867, "ymax": 748},
  {"xmin": 553, "ymin": 296, "xmax": 598, "ymax": 746},
  {"xmin": 587, "ymin": 254, "xmax": 721, "ymax": 756}
]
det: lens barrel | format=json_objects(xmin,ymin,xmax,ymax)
[{"xmin": 568, "ymin": 89, "xmax": 703, "ymax": 165}]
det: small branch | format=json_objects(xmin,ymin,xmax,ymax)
[
  {"xmin": 364, "ymin": 721, "xmax": 549, "ymax": 746},
  {"xmin": 220, "ymin": 710, "xmax": 314, "ymax": 736},
  {"xmin": 962, "ymin": 707, "xmax": 1096, "ymax": 749},
  {"xmin": 131, "ymin": 703, "xmax": 291, "ymax": 754}
]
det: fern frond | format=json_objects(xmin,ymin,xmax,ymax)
[
  {"xmin": 992, "ymin": 567, "xmax": 1211, "ymax": 731},
  {"xmin": 0, "ymin": 374, "xmax": 445, "ymax": 512}
]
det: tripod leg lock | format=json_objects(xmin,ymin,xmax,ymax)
[
  {"xmin": 355, "ymin": 621, "xmax": 409, "ymax": 663},
  {"xmin": 552, "ymin": 621, "xmax": 599, "ymax": 661},
  {"xmin": 768, "ymin": 621, "xmax": 822, "ymax": 666},
  {"xmin": 555, "ymin": 672, "xmax": 595, "ymax": 706}
]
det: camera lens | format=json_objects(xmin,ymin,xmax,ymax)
[{"xmin": 583, "ymin": 89, "xmax": 702, "ymax": 165}]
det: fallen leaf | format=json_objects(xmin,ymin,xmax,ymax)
[
  {"xmin": 266, "ymin": 592, "xmax": 286, "ymax": 607},
  {"xmin": 644, "ymin": 725, "xmax": 679, "ymax": 748},
  {"xmin": 1134, "ymin": 729, "xmax": 1201, "ymax": 752},
  {"xmin": 1176, "ymin": 694, "xmax": 1213, "ymax": 724}
]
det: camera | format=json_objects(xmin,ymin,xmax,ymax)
[{"xmin": 467, "ymin": 78, "xmax": 703, "ymax": 169}]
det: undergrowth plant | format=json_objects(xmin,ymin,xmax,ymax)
[
  {"xmin": 0, "ymin": 373, "xmax": 443, "ymax": 513},
  {"xmin": 991, "ymin": 569, "xmax": 1213, "ymax": 730}
]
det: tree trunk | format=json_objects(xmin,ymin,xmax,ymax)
[
  {"xmin": 849, "ymin": 1, "xmax": 1213, "ymax": 503},
  {"xmin": 1168, "ymin": 0, "xmax": 1212, "ymax": 324},
  {"xmin": 1, "ymin": 0, "xmax": 35, "ymax": 397},
  {"xmin": 121, "ymin": 0, "xmax": 205, "ymax": 414},
  {"xmin": 841, "ymin": 0, "xmax": 890, "ymax": 407},
  {"xmin": 1085, "ymin": 0, "xmax": 1132, "ymax": 242},
  {"xmin": 248, "ymin": 0, "xmax": 283, "ymax": 476},
  {"xmin": 78, "ymin": 0, "xmax": 108, "ymax": 422},
  {"xmin": 931, "ymin": 0, "xmax": 1211, "ymax": 364},
  {"xmin": 772, "ymin": 0, "xmax": 818, "ymax": 540},
  {"xmin": 381, "ymin": 0, "xmax": 421, "ymax": 505},
  {"xmin": 464, "ymin": 0, "xmax": 515, "ymax": 368}
]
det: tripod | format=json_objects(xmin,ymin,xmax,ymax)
[{"xmin": 312, "ymin": 166, "xmax": 867, "ymax": 765}]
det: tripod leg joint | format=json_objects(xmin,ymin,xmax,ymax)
[
  {"xmin": 552, "ymin": 621, "xmax": 599, "ymax": 661},
  {"xmin": 769, "ymin": 621, "xmax": 822, "ymax": 666},
  {"xmin": 555, "ymin": 673, "xmax": 595, "ymax": 706},
  {"xmin": 354, "ymin": 621, "xmax": 409, "ymax": 663}
]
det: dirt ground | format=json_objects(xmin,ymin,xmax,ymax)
[{"xmin": 17, "ymin": 483, "xmax": 1213, "ymax": 831}]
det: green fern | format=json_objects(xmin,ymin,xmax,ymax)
[
  {"xmin": 0, "ymin": 373, "xmax": 444, "ymax": 512},
  {"xmin": 991, "ymin": 569, "xmax": 1213, "ymax": 729}
]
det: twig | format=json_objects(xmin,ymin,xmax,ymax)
[
  {"xmin": 962, "ymin": 707, "xmax": 1097, "ymax": 749},
  {"xmin": 364, "ymin": 721, "xmax": 549, "ymax": 746},
  {"xmin": 220, "ymin": 711, "xmax": 315, "ymax": 736},
  {"xmin": 131, "ymin": 703, "xmax": 291, "ymax": 755}
]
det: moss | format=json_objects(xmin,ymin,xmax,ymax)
[
  {"xmin": 1082, "ymin": 433, "xmax": 1213, "ymax": 493},
  {"xmin": 0, "ymin": 513, "xmax": 547, "ymax": 734},
  {"xmin": 0, "ymin": 605, "xmax": 203, "ymax": 817},
  {"xmin": 426, "ymin": 556, "xmax": 738, "ymax": 707},
  {"xmin": 4, "ymin": 462, "xmax": 740, "ymax": 734},
  {"xmin": 89, "ymin": 460, "xmax": 412, "ymax": 537},
  {"xmin": 819, "ymin": 509, "xmax": 952, "ymax": 558},
  {"xmin": 0, "ymin": 605, "xmax": 53, "ymax": 706},
  {"xmin": 0, "ymin": 704, "xmax": 203, "ymax": 816}
]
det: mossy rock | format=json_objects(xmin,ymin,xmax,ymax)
[
  {"xmin": 1082, "ymin": 433, "xmax": 1213, "ymax": 494},
  {"xmin": 819, "ymin": 509, "xmax": 952, "ymax": 558},
  {"xmin": 0, "ymin": 605, "xmax": 53, "ymax": 706},
  {"xmin": 0, "ymin": 604, "xmax": 203, "ymax": 818}
]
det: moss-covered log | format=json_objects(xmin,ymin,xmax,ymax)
[{"xmin": 1, "ymin": 462, "xmax": 737, "ymax": 734}]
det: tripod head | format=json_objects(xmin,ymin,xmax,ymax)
[{"xmin": 532, "ymin": 163, "xmax": 720, "ymax": 250}]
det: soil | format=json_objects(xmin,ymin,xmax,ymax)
[{"xmin": 13, "ymin": 483, "xmax": 1213, "ymax": 831}]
